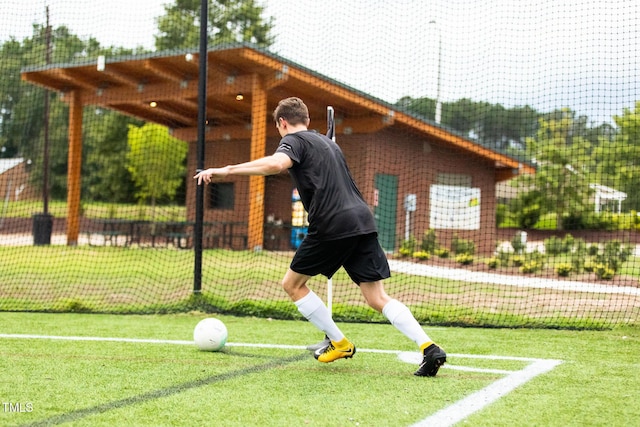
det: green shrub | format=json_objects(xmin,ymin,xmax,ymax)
[
  {"xmin": 594, "ymin": 263, "xmax": 615, "ymax": 280},
  {"xmin": 398, "ymin": 247, "xmax": 412, "ymax": 257},
  {"xmin": 485, "ymin": 257, "xmax": 500, "ymax": 269},
  {"xmin": 512, "ymin": 255, "xmax": 526, "ymax": 267},
  {"xmin": 568, "ymin": 239, "xmax": 587, "ymax": 273},
  {"xmin": 421, "ymin": 229, "xmax": 438, "ymax": 253},
  {"xmin": 562, "ymin": 212, "xmax": 585, "ymax": 230},
  {"xmin": 555, "ymin": 263, "xmax": 573, "ymax": 277},
  {"xmin": 527, "ymin": 249, "xmax": 546, "ymax": 266},
  {"xmin": 571, "ymin": 254, "xmax": 585, "ymax": 274},
  {"xmin": 412, "ymin": 250, "xmax": 430, "ymax": 260},
  {"xmin": 496, "ymin": 203, "xmax": 507, "ymax": 227},
  {"xmin": 583, "ymin": 260, "xmax": 596, "ymax": 273},
  {"xmin": 452, "ymin": 235, "xmax": 475, "ymax": 255},
  {"xmin": 587, "ymin": 244, "xmax": 599, "ymax": 256},
  {"xmin": 511, "ymin": 232, "xmax": 526, "ymax": 254},
  {"xmin": 455, "ymin": 253, "xmax": 474, "ymax": 265},
  {"xmin": 496, "ymin": 249, "xmax": 511, "ymax": 266},
  {"xmin": 520, "ymin": 260, "xmax": 542, "ymax": 274},
  {"xmin": 544, "ymin": 236, "xmax": 564, "ymax": 255},
  {"xmin": 562, "ymin": 234, "xmax": 575, "ymax": 253},
  {"xmin": 599, "ymin": 212, "xmax": 620, "ymax": 231},
  {"xmin": 398, "ymin": 235, "xmax": 417, "ymax": 257},
  {"xmin": 434, "ymin": 247, "xmax": 449, "ymax": 258},
  {"xmin": 594, "ymin": 240, "xmax": 633, "ymax": 273}
]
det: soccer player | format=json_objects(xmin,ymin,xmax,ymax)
[{"xmin": 194, "ymin": 97, "xmax": 446, "ymax": 376}]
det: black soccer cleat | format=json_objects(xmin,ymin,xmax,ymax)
[{"xmin": 414, "ymin": 343, "xmax": 447, "ymax": 377}]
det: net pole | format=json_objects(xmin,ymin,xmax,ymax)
[
  {"xmin": 326, "ymin": 106, "xmax": 335, "ymax": 315},
  {"xmin": 193, "ymin": 0, "xmax": 208, "ymax": 294}
]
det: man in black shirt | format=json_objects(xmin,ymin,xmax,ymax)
[{"xmin": 194, "ymin": 97, "xmax": 446, "ymax": 376}]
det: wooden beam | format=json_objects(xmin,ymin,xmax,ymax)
[
  {"xmin": 60, "ymin": 69, "xmax": 100, "ymax": 91},
  {"xmin": 21, "ymin": 71, "xmax": 68, "ymax": 92},
  {"xmin": 172, "ymin": 124, "xmax": 252, "ymax": 142},
  {"xmin": 151, "ymin": 105, "xmax": 197, "ymax": 126},
  {"xmin": 171, "ymin": 115, "xmax": 391, "ymax": 143},
  {"xmin": 171, "ymin": 98, "xmax": 199, "ymax": 111},
  {"xmin": 81, "ymin": 74, "xmax": 254, "ymax": 106},
  {"xmin": 247, "ymin": 74, "xmax": 268, "ymax": 250},
  {"xmin": 144, "ymin": 59, "xmax": 194, "ymax": 84},
  {"xmin": 66, "ymin": 90, "xmax": 83, "ymax": 246},
  {"xmin": 112, "ymin": 102, "xmax": 195, "ymax": 127},
  {"xmin": 97, "ymin": 66, "xmax": 141, "ymax": 87},
  {"xmin": 264, "ymin": 69, "xmax": 289, "ymax": 90}
]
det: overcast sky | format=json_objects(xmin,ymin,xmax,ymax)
[{"xmin": 3, "ymin": 0, "xmax": 639, "ymax": 124}]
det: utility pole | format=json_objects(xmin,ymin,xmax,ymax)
[
  {"xmin": 33, "ymin": 6, "xmax": 54, "ymax": 245},
  {"xmin": 430, "ymin": 20, "xmax": 442, "ymax": 124}
]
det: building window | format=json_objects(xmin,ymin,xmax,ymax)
[{"xmin": 208, "ymin": 182, "xmax": 234, "ymax": 210}]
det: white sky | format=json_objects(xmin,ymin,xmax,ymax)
[{"xmin": 2, "ymin": 0, "xmax": 639, "ymax": 124}]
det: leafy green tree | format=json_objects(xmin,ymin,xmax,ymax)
[
  {"xmin": 0, "ymin": 38, "xmax": 26, "ymax": 158},
  {"xmin": 126, "ymin": 123, "xmax": 187, "ymax": 211},
  {"xmin": 396, "ymin": 96, "xmax": 539, "ymax": 151},
  {"xmin": 155, "ymin": 0, "xmax": 275, "ymax": 50},
  {"xmin": 446, "ymin": 98, "xmax": 490, "ymax": 138},
  {"xmin": 515, "ymin": 110, "xmax": 594, "ymax": 230},
  {"xmin": 509, "ymin": 189, "xmax": 543, "ymax": 229},
  {"xmin": 84, "ymin": 110, "xmax": 142, "ymax": 203},
  {"xmin": 594, "ymin": 101, "xmax": 640, "ymax": 210},
  {"xmin": 0, "ymin": 24, "xmax": 141, "ymax": 198},
  {"xmin": 482, "ymin": 104, "xmax": 538, "ymax": 151}
]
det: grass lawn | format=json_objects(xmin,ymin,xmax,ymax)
[{"xmin": 0, "ymin": 312, "xmax": 638, "ymax": 426}]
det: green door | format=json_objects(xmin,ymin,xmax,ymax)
[{"xmin": 374, "ymin": 174, "xmax": 398, "ymax": 251}]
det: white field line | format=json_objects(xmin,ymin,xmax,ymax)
[
  {"xmin": 1, "ymin": 334, "xmax": 563, "ymax": 425},
  {"xmin": 389, "ymin": 259, "xmax": 640, "ymax": 296},
  {"xmin": 411, "ymin": 358, "xmax": 563, "ymax": 427}
]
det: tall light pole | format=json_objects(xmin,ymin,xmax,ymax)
[{"xmin": 429, "ymin": 20, "xmax": 442, "ymax": 124}]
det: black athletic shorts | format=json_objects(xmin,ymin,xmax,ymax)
[{"xmin": 290, "ymin": 232, "xmax": 391, "ymax": 284}]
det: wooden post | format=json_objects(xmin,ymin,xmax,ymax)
[
  {"xmin": 66, "ymin": 90, "xmax": 83, "ymax": 245},
  {"xmin": 247, "ymin": 75, "xmax": 267, "ymax": 250}
]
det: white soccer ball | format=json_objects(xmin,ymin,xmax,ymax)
[{"xmin": 193, "ymin": 318, "xmax": 228, "ymax": 351}]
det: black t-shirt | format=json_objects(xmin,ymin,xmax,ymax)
[{"xmin": 275, "ymin": 130, "xmax": 377, "ymax": 240}]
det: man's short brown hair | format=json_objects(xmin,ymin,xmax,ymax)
[{"xmin": 273, "ymin": 97, "xmax": 310, "ymax": 126}]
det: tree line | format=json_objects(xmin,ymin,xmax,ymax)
[
  {"xmin": 0, "ymin": 0, "xmax": 273, "ymax": 206},
  {"xmin": 397, "ymin": 97, "xmax": 640, "ymax": 228}
]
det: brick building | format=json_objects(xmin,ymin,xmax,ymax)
[{"xmin": 22, "ymin": 44, "xmax": 534, "ymax": 252}]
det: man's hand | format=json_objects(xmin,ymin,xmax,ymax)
[{"xmin": 193, "ymin": 167, "xmax": 230, "ymax": 185}]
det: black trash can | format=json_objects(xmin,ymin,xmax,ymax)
[{"xmin": 33, "ymin": 213, "xmax": 54, "ymax": 245}]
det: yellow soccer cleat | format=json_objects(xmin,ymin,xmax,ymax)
[{"xmin": 314, "ymin": 337, "xmax": 356, "ymax": 363}]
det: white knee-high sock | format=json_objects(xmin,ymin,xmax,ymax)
[
  {"xmin": 295, "ymin": 290, "xmax": 345, "ymax": 342},
  {"xmin": 382, "ymin": 299, "xmax": 431, "ymax": 347}
]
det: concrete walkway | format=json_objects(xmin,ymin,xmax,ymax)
[{"xmin": 387, "ymin": 259, "xmax": 640, "ymax": 296}]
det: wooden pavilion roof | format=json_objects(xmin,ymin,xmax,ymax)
[{"xmin": 21, "ymin": 43, "xmax": 533, "ymax": 180}]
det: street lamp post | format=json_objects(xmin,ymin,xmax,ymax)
[{"xmin": 430, "ymin": 20, "xmax": 442, "ymax": 124}]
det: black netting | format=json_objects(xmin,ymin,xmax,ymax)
[{"xmin": 1, "ymin": 0, "xmax": 638, "ymax": 328}]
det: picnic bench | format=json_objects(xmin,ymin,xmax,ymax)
[{"xmin": 83, "ymin": 220, "xmax": 247, "ymax": 249}]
